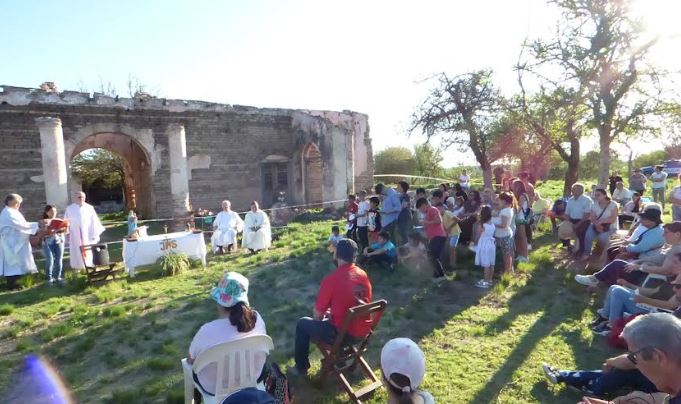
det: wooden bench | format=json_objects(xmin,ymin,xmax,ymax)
[
  {"xmin": 84, "ymin": 263, "xmax": 123, "ymax": 284},
  {"xmin": 314, "ymin": 299, "xmax": 387, "ymax": 404}
]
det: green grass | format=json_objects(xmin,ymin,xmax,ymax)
[{"xmin": 0, "ymin": 181, "xmax": 622, "ymax": 403}]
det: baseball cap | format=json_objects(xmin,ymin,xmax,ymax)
[
  {"xmin": 380, "ymin": 338, "xmax": 426, "ymax": 393},
  {"xmin": 210, "ymin": 272, "xmax": 250, "ymax": 308}
]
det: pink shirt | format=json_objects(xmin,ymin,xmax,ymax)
[
  {"xmin": 424, "ymin": 206, "xmax": 447, "ymax": 239},
  {"xmin": 189, "ymin": 312, "xmax": 267, "ymax": 394}
]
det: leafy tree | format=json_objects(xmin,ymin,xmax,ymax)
[
  {"xmin": 373, "ymin": 146, "xmax": 416, "ymax": 183},
  {"xmin": 413, "ymin": 143, "xmax": 443, "ymax": 178},
  {"xmin": 411, "ymin": 70, "xmax": 502, "ymax": 188},
  {"xmin": 633, "ymin": 150, "xmax": 668, "ymax": 170},
  {"xmin": 71, "ymin": 149, "xmax": 125, "ymax": 190},
  {"xmin": 529, "ymin": 0, "xmax": 677, "ymax": 187}
]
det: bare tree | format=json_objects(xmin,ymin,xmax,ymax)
[{"xmin": 411, "ymin": 70, "xmax": 502, "ymax": 188}]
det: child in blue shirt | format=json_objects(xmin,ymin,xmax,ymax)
[{"xmin": 360, "ymin": 230, "xmax": 397, "ymax": 272}]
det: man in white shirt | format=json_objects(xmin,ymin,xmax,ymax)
[
  {"xmin": 560, "ymin": 183, "xmax": 593, "ymax": 255},
  {"xmin": 64, "ymin": 192, "xmax": 105, "ymax": 269},
  {"xmin": 211, "ymin": 200, "xmax": 244, "ymax": 254},
  {"xmin": 459, "ymin": 169, "xmax": 470, "ymax": 190},
  {"xmin": 612, "ymin": 181, "xmax": 633, "ymax": 206},
  {"xmin": 0, "ymin": 194, "xmax": 39, "ymax": 290},
  {"xmin": 651, "ymin": 165, "xmax": 669, "ymax": 211}
]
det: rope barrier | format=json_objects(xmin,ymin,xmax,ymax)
[{"xmin": 99, "ymin": 198, "xmax": 349, "ymax": 226}]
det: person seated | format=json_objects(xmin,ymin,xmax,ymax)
[
  {"xmin": 399, "ymin": 232, "xmax": 427, "ymax": 270},
  {"xmin": 188, "ymin": 272, "xmax": 267, "ymax": 397},
  {"xmin": 288, "ymin": 239, "xmax": 373, "ymax": 377},
  {"xmin": 327, "ymin": 225, "xmax": 344, "ymax": 255},
  {"xmin": 619, "ymin": 192, "xmax": 642, "ymax": 228},
  {"xmin": 211, "ymin": 200, "xmax": 244, "ymax": 254},
  {"xmin": 548, "ymin": 198, "xmax": 567, "ymax": 234},
  {"xmin": 542, "ymin": 353, "xmax": 659, "ymax": 396},
  {"xmin": 360, "ymin": 230, "xmax": 398, "ymax": 272},
  {"xmin": 381, "ymin": 338, "xmax": 435, "ymax": 404},
  {"xmin": 581, "ymin": 188, "xmax": 619, "ymax": 261},
  {"xmin": 575, "ymin": 211, "xmax": 667, "ymax": 288},
  {"xmin": 531, "ymin": 191, "xmax": 550, "ymax": 230},
  {"xmin": 590, "ymin": 271, "xmax": 681, "ymax": 336},
  {"xmin": 612, "ymin": 181, "xmax": 633, "ymax": 206},
  {"xmin": 243, "ymin": 201, "xmax": 271, "ymax": 254},
  {"xmin": 220, "ymin": 387, "xmax": 275, "ymax": 404},
  {"xmin": 579, "ymin": 313, "xmax": 681, "ymax": 404}
]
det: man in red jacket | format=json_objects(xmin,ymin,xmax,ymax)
[{"xmin": 288, "ymin": 239, "xmax": 373, "ymax": 376}]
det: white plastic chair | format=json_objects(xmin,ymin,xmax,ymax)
[{"xmin": 181, "ymin": 335, "xmax": 274, "ymax": 404}]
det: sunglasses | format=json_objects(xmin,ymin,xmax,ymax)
[{"xmin": 627, "ymin": 347, "xmax": 652, "ymax": 365}]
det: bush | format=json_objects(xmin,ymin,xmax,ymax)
[
  {"xmin": 0, "ymin": 304, "xmax": 14, "ymax": 316},
  {"xmin": 157, "ymin": 252, "xmax": 190, "ymax": 276}
]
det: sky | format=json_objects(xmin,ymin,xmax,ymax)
[{"xmin": 1, "ymin": 0, "xmax": 680, "ymax": 167}]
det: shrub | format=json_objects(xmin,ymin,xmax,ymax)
[
  {"xmin": 157, "ymin": 252, "xmax": 191, "ymax": 276},
  {"xmin": 0, "ymin": 304, "xmax": 14, "ymax": 316}
]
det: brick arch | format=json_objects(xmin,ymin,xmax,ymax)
[
  {"xmin": 70, "ymin": 132, "xmax": 155, "ymax": 218},
  {"xmin": 302, "ymin": 143, "xmax": 323, "ymax": 206}
]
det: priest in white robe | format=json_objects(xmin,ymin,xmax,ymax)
[
  {"xmin": 0, "ymin": 194, "xmax": 39, "ymax": 290},
  {"xmin": 242, "ymin": 201, "xmax": 271, "ymax": 253},
  {"xmin": 211, "ymin": 200, "xmax": 244, "ymax": 254},
  {"xmin": 64, "ymin": 192, "xmax": 105, "ymax": 269}
]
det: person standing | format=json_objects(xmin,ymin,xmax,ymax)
[
  {"xmin": 630, "ymin": 168, "xmax": 648, "ymax": 196},
  {"xmin": 242, "ymin": 201, "xmax": 271, "ymax": 253},
  {"xmin": 375, "ymin": 183, "xmax": 401, "ymax": 239},
  {"xmin": 396, "ymin": 181, "xmax": 412, "ymax": 245},
  {"xmin": 416, "ymin": 198, "xmax": 447, "ymax": 280},
  {"xmin": 64, "ymin": 191, "xmax": 105, "ymax": 270},
  {"xmin": 344, "ymin": 194, "xmax": 359, "ymax": 240},
  {"xmin": 211, "ymin": 200, "xmax": 244, "ymax": 254},
  {"xmin": 651, "ymin": 165, "xmax": 669, "ymax": 211},
  {"xmin": 670, "ymin": 174, "xmax": 681, "ymax": 221},
  {"xmin": 40, "ymin": 205, "xmax": 67, "ymax": 285},
  {"xmin": 0, "ymin": 194, "xmax": 39, "ymax": 290},
  {"xmin": 609, "ymin": 172, "xmax": 624, "ymax": 195},
  {"xmin": 127, "ymin": 210, "xmax": 138, "ymax": 237},
  {"xmin": 355, "ymin": 190, "xmax": 370, "ymax": 252},
  {"xmin": 459, "ymin": 169, "xmax": 471, "ymax": 191}
]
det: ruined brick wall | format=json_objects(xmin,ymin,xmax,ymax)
[{"xmin": 0, "ymin": 85, "xmax": 373, "ymax": 220}]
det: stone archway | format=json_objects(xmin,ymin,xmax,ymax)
[
  {"xmin": 70, "ymin": 133, "xmax": 155, "ymax": 218},
  {"xmin": 302, "ymin": 143, "xmax": 323, "ymax": 206}
]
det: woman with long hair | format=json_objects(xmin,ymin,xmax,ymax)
[
  {"xmin": 39, "ymin": 205, "xmax": 67, "ymax": 285},
  {"xmin": 512, "ymin": 180, "xmax": 531, "ymax": 262},
  {"xmin": 495, "ymin": 192, "xmax": 517, "ymax": 275},
  {"xmin": 381, "ymin": 338, "xmax": 434, "ymax": 404},
  {"xmin": 188, "ymin": 272, "xmax": 267, "ymax": 397},
  {"xmin": 618, "ymin": 192, "xmax": 642, "ymax": 228},
  {"xmin": 581, "ymin": 188, "xmax": 619, "ymax": 261}
]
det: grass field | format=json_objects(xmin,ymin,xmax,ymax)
[{"xmin": 0, "ymin": 181, "xmax": 643, "ymax": 403}]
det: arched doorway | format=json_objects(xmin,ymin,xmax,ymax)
[
  {"xmin": 70, "ymin": 133, "xmax": 154, "ymax": 218},
  {"xmin": 303, "ymin": 143, "xmax": 323, "ymax": 206}
]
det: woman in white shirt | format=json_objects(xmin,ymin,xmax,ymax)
[
  {"xmin": 459, "ymin": 169, "xmax": 470, "ymax": 190},
  {"xmin": 188, "ymin": 272, "xmax": 268, "ymax": 397},
  {"xmin": 582, "ymin": 188, "xmax": 619, "ymax": 260},
  {"xmin": 494, "ymin": 192, "xmax": 516, "ymax": 276}
]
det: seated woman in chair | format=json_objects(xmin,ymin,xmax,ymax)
[
  {"xmin": 188, "ymin": 272, "xmax": 267, "ymax": 397},
  {"xmin": 381, "ymin": 338, "xmax": 435, "ymax": 404}
]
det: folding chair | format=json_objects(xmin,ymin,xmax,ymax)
[{"xmin": 313, "ymin": 299, "xmax": 387, "ymax": 404}]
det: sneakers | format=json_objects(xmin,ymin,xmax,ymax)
[
  {"xmin": 542, "ymin": 363, "xmax": 560, "ymax": 384},
  {"xmin": 47, "ymin": 278, "xmax": 55, "ymax": 286},
  {"xmin": 475, "ymin": 279, "xmax": 492, "ymax": 289},
  {"xmin": 432, "ymin": 275, "xmax": 446, "ymax": 283},
  {"xmin": 589, "ymin": 315, "xmax": 608, "ymax": 328},
  {"xmin": 592, "ymin": 322, "xmax": 611, "ymax": 336},
  {"xmin": 516, "ymin": 256, "xmax": 529, "ymax": 263},
  {"xmin": 575, "ymin": 274, "xmax": 599, "ymax": 287}
]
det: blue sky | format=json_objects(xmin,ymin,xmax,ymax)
[{"xmin": 2, "ymin": 0, "xmax": 679, "ymax": 166}]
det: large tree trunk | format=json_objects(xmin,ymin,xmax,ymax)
[
  {"xmin": 481, "ymin": 162, "xmax": 493, "ymax": 190},
  {"xmin": 598, "ymin": 128, "xmax": 612, "ymax": 188},
  {"xmin": 563, "ymin": 138, "xmax": 580, "ymax": 197}
]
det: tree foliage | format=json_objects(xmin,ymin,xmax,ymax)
[
  {"xmin": 413, "ymin": 143, "xmax": 443, "ymax": 178},
  {"xmin": 374, "ymin": 146, "xmax": 416, "ymax": 182},
  {"xmin": 411, "ymin": 70, "xmax": 502, "ymax": 188},
  {"xmin": 71, "ymin": 149, "xmax": 125, "ymax": 190}
]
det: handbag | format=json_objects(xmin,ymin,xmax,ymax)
[{"xmin": 593, "ymin": 202, "xmax": 614, "ymax": 233}]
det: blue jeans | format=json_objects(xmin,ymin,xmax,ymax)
[
  {"xmin": 601, "ymin": 285, "xmax": 649, "ymax": 322},
  {"xmin": 43, "ymin": 235, "xmax": 65, "ymax": 281},
  {"xmin": 557, "ymin": 368, "xmax": 657, "ymax": 395},
  {"xmin": 294, "ymin": 317, "xmax": 338, "ymax": 373},
  {"xmin": 583, "ymin": 223, "xmax": 615, "ymax": 256}
]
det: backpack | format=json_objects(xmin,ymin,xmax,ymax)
[{"xmin": 261, "ymin": 361, "xmax": 293, "ymax": 404}]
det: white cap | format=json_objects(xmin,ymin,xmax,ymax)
[{"xmin": 380, "ymin": 338, "xmax": 426, "ymax": 393}]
